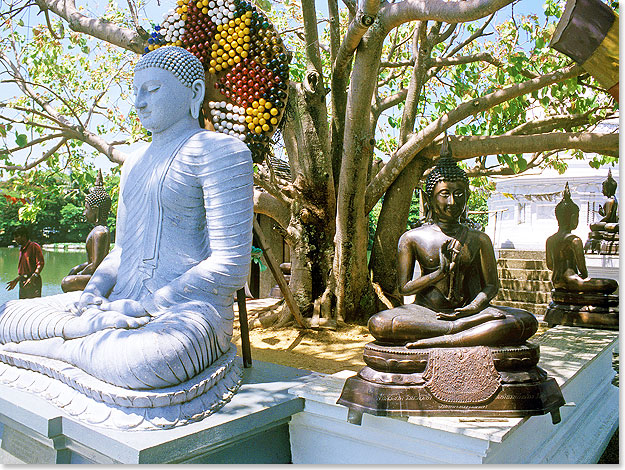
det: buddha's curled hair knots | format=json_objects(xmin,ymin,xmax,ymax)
[
  {"xmin": 85, "ymin": 169, "xmax": 112, "ymax": 221},
  {"xmin": 423, "ymin": 137, "xmax": 469, "ymax": 197},
  {"xmin": 135, "ymin": 46, "xmax": 205, "ymax": 88},
  {"xmin": 555, "ymin": 182, "xmax": 579, "ymax": 224}
]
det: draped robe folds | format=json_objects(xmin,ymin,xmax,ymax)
[{"xmin": 0, "ymin": 130, "xmax": 254, "ymax": 390}]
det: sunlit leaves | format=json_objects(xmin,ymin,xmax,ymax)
[{"xmin": 0, "ymin": 0, "xmax": 140, "ymax": 176}]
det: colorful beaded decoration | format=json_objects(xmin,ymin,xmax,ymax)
[{"xmin": 145, "ymin": 0, "xmax": 290, "ymax": 162}]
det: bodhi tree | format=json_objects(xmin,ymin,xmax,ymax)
[{"xmin": 0, "ymin": 0, "xmax": 618, "ymax": 325}]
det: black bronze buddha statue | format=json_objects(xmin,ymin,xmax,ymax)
[
  {"xmin": 338, "ymin": 137, "xmax": 564, "ymax": 423},
  {"xmin": 545, "ymin": 183, "xmax": 618, "ymax": 329},
  {"xmin": 61, "ymin": 170, "xmax": 112, "ymax": 293},
  {"xmin": 585, "ymin": 170, "xmax": 619, "ymax": 254}
]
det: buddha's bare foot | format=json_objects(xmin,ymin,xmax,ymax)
[
  {"xmin": 2, "ymin": 338, "xmax": 65, "ymax": 357},
  {"xmin": 63, "ymin": 307, "xmax": 150, "ymax": 339},
  {"xmin": 405, "ymin": 339, "xmax": 432, "ymax": 349},
  {"xmin": 447, "ymin": 310, "xmax": 506, "ymax": 334}
]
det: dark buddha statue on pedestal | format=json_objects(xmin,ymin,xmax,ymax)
[
  {"xmin": 584, "ymin": 170, "xmax": 619, "ymax": 254},
  {"xmin": 545, "ymin": 183, "xmax": 618, "ymax": 329},
  {"xmin": 61, "ymin": 170, "xmax": 112, "ymax": 293},
  {"xmin": 338, "ymin": 137, "xmax": 564, "ymax": 423}
]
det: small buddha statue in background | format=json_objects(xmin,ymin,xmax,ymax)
[
  {"xmin": 339, "ymin": 137, "xmax": 564, "ymax": 422},
  {"xmin": 545, "ymin": 183, "xmax": 618, "ymax": 329},
  {"xmin": 61, "ymin": 170, "xmax": 111, "ymax": 293},
  {"xmin": 585, "ymin": 169, "xmax": 619, "ymax": 254}
]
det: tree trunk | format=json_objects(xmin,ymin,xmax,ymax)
[
  {"xmin": 281, "ymin": 77, "xmax": 336, "ymax": 320},
  {"xmin": 369, "ymin": 157, "xmax": 426, "ymax": 308},
  {"xmin": 334, "ymin": 25, "xmax": 385, "ymax": 322}
]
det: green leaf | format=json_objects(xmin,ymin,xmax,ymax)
[
  {"xmin": 256, "ymin": 0, "xmax": 272, "ymax": 11},
  {"xmin": 15, "ymin": 134, "xmax": 28, "ymax": 147}
]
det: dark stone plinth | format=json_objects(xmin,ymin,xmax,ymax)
[
  {"xmin": 338, "ymin": 343, "xmax": 565, "ymax": 424},
  {"xmin": 546, "ymin": 289, "xmax": 619, "ymax": 330},
  {"xmin": 599, "ymin": 240, "xmax": 619, "ymax": 254},
  {"xmin": 545, "ymin": 301, "xmax": 619, "ymax": 330},
  {"xmin": 551, "ymin": 290, "xmax": 619, "ymax": 306},
  {"xmin": 585, "ymin": 230, "xmax": 619, "ymax": 255}
]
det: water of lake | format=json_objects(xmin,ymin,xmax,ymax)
[{"xmin": 0, "ymin": 247, "xmax": 86, "ymax": 305}]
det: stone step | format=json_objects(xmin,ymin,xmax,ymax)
[
  {"xmin": 496, "ymin": 249, "xmax": 546, "ymax": 260},
  {"xmin": 499, "ymin": 278, "xmax": 553, "ymax": 291},
  {"xmin": 497, "ymin": 288, "xmax": 551, "ymax": 304},
  {"xmin": 498, "ymin": 267, "xmax": 552, "ymax": 281},
  {"xmin": 491, "ymin": 299, "xmax": 549, "ymax": 317},
  {"xmin": 497, "ymin": 258, "xmax": 548, "ymax": 270}
]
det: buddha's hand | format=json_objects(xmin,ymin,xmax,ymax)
[
  {"xmin": 70, "ymin": 292, "xmax": 106, "ymax": 314},
  {"xmin": 453, "ymin": 304, "xmax": 485, "ymax": 316},
  {"xmin": 437, "ymin": 306, "xmax": 481, "ymax": 320},
  {"xmin": 99, "ymin": 299, "xmax": 149, "ymax": 318},
  {"xmin": 62, "ymin": 302, "xmax": 150, "ymax": 339},
  {"xmin": 438, "ymin": 240, "xmax": 459, "ymax": 276}
]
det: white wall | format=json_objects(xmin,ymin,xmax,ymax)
[{"xmin": 485, "ymin": 162, "xmax": 618, "ymax": 250}]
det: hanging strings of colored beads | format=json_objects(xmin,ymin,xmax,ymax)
[{"xmin": 145, "ymin": 0, "xmax": 290, "ymax": 163}]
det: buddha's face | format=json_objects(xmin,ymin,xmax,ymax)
[
  {"xmin": 431, "ymin": 180, "xmax": 467, "ymax": 223},
  {"xmin": 84, "ymin": 202, "xmax": 99, "ymax": 225},
  {"xmin": 133, "ymin": 68, "xmax": 193, "ymax": 133}
]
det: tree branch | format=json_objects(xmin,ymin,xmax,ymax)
[
  {"xmin": 503, "ymin": 108, "xmax": 612, "ymax": 135},
  {"xmin": 0, "ymin": 113, "xmax": 66, "ymax": 132},
  {"xmin": 0, "ymin": 104, "xmax": 67, "ymax": 128},
  {"xmin": 444, "ymin": 13, "xmax": 495, "ymax": 58},
  {"xmin": 419, "ymin": 132, "xmax": 619, "ymax": 161},
  {"xmin": 364, "ymin": 63, "xmax": 584, "ymax": 211},
  {"xmin": 33, "ymin": 0, "xmax": 145, "ymax": 53},
  {"xmin": 253, "ymin": 189, "xmax": 290, "ymax": 230},
  {"xmin": 0, "ymin": 137, "xmax": 67, "ymax": 171},
  {"xmin": 381, "ymin": 0, "xmax": 512, "ymax": 32},
  {"xmin": 0, "ymin": 132, "xmax": 66, "ymax": 155},
  {"xmin": 333, "ymin": 0, "xmax": 381, "ymax": 74},
  {"xmin": 372, "ymin": 89, "xmax": 408, "ymax": 117},
  {"xmin": 301, "ymin": 0, "xmax": 324, "ymax": 75},
  {"xmin": 429, "ymin": 52, "xmax": 501, "ymax": 67},
  {"xmin": 67, "ymin": 128, "xmax": 128, "ymax": 163},
  {"xmin": 399, "ymin": 21, "xmax": 429, "ymax": 144},
  {"xmin": 253, "ymin": 166, "xmax": 292, "ymax": 205},
  {"xmin": 341, "ymin": 0, "xmax": 356, "ymax": 16}
]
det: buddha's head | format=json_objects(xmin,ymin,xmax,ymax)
[
  {"xmin": 555, "ymin": 182, "xmax": 579, "ymax": 230},
  {"xmin": 84, "ymin": 170, "xmax": 111, "ymax": 225},
  {"xmin": 602, "ymin": 169, "xmax": 617, "ymax": 198},
  {"xmin": 423, "ymin": 136, "xmax": 470, "ymax": 223},
  {"xmin": 134, "ymin": 46, "xmax": 205, "ymax": 133}
]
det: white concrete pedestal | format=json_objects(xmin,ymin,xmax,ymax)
[
  {"xmin": 288, "ymin": 326, "xmax": 618, "ymax": 464},
  {"xmin": 0, "ymin": 361, "xmax": 319, "ymax": 464},
  {"xmin": 586, "ymin": 254, "xmax": 619, "ymax": 290}
]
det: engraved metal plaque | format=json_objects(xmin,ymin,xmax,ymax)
[{"xmin": 423, "ymin": 346, "xmax": 501, "ymax": 405}]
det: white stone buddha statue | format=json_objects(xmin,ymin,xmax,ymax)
[{"xmin": 0, "ymin": 47, "xmax": 254, "ymax": 398}]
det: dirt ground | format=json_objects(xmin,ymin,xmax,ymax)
[
  {"xmin": 233, "ymin": 299, "xmax": 372, "ymax": 374},
  {"xmin": 232, "ymin": 298, "xmax": 551, "ymax": 375}
]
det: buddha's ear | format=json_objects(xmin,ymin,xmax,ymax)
[
  {"xmin": 422, "ymin": 190, "xmax": 432, "ymax": 220},
  {"xmin": 190, "ymin": 79, "xmax": 205, "ymax": 120}
]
